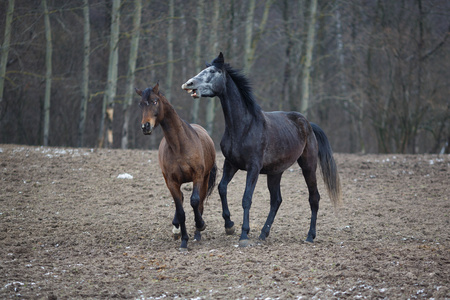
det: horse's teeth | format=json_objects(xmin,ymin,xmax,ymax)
[{"xmin": 187, "ymin": 89, "xmax": 192, "ymax": 93}]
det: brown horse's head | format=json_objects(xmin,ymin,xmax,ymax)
[{"xmin": 135, "ymin": 83, "xmax": 163, "ymax": 135}]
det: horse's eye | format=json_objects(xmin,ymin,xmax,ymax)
[{"xmin": 152, "ymin": 100, "xmax": 158, "ymax": 105}]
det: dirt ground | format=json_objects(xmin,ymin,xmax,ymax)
[{"xmin": 0, "ymin": 144, "xmax": 449, "ymax": 299}]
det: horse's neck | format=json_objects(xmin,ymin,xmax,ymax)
[
  {"xmin": 159, "ymin": 99, "xmax": 190, "ymax": 152},
  {"xmin": 218, "ymin": 80, "xmax": 262, "ymax": 132}
]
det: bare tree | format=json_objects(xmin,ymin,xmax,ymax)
[
  {"xmin": 98, "ymin": 0, "xmax": 120, "ymax": 148},
  {"xmin": 205, "ymin": 0, "xmax": 220, "ymax": 136},
  {"xmin": 42, "ymin": 0, "xmax": 52, "ymax": 146},
  {"xmin": 121, "ymin": 0, "xmax": 142, "ymax": 149},
  {"xmin": 190, "ymin": 0, "xmax": 204, "ymax": 124},
  {"xmin": 299, "ymin": 0, "xmax": 317, "ymax": 116},
  {"xmin": 78, "ymin": 0, "xmax": 90, "ymax": 147},
  {"xmin": 1, "ymin": 0, "xmax": 448, "ymax": 154},
  {"xmin": 243, "ymin": 0, "xmax": 272, "ymax": 74},
  {"xmin": 0, "ymin": 0, "xmax": 14, "ymax": 117},
  {"xmin": 165, "ymin": 0, "xmax": 174, "ymax": 101}
]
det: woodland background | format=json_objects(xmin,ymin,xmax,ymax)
[{"xmin": 0, "ymin": 0, "xmax": 449, "ymax": 154}]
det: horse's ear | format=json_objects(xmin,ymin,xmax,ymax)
[
  {"xmin": 153, "ymin": 82, "xmax": 159, "ymax": 94},
  {"xmin": 212, "ymin": 52, "xmax": 224, "ymax": 69},
  {"xmin": 135, "ymin": 88, "xmax": 142, "ymax": 96}
]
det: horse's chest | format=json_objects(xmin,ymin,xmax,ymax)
[{"xmin": 220, "ymin": 139, "xmax": 263, "ymax": 171}]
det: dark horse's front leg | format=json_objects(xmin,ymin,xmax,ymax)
[
  {"xmin": 218, "ymin": 159, "xmax": 238, "ymax": 235},
  {"xmin": 238, "ymin": 167, "xmax": 260, "ymax": 247},
  {"xmin": 259, "ymin": 173, "xmax": 283, "ymax": 241}
]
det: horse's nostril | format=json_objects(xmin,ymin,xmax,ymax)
[
  {"xmin": 142, "ymin": 122, "xmax": 150, "ymax": 131},
  {"xmin": 187, "ymin": 81, "xmax": 193, "ymax": 86}
]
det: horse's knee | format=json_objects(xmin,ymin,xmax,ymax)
[
  {"xmin": 218, "ymin": 181, "xmax": 227, "ymax": 197},
  {"xmin": 190, "ymin": 193, "xmax": 200, "ymax": 208},
  {"xmin": 242, "ymin": 196, "xmax": 252, "ymax": 210}
]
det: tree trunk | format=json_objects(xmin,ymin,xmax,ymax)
[
  {"xmin": 281, "ymin": 0, "xmax": 293, "ymax": 111},
  {"xmin": 78, "ymin": 0, "xmax": 90, "ymax": 148},
  {"xmin": 205, "ymin": 0, "xmax": 220, "ymax": 136},
  {"xmin": 243, "ymin": 0, "xmax": 255, "ymax": 74},
  {"xmin": 165, "ymin": 0, "xmax": 174, "ymax": 101},
  {"xmin": 335, "ymin": 1, "xmax": 357, "ymax": 152},
  {"xmin": 243, "ymin": 0, "xmax": 272, "ymax": 74},
  {"xmin": 0, "ymin": 0, "xmax": 14, "ymax": 118},
  {"xmin": 98, "ymin": 0, "xmax": 120, "ymax": 148},
  {"xmin": 42, "ymin": 0, "xmax": 52, "ymax": 146},
  {"xmin": 225, "ymin": 0, "xmax": 235, "ymax": 59},
  {"xmin": 190, "ymin": 0, "xmax": 204, "ymax": 124},
  {"xmin": 121, "ymin": 0, "xmax": 141, "ymax": 149},
  {"xmin": 300, "ymin": 0, "xmax": 317, "ymax": 116}
]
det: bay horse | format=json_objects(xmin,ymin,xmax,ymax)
[
  {"xmin": 182, "ymin": 53, "xmax": 342, "ymax": 247},
  {"xmin": 136, "ymin": 83, "xmax": 217, "ymax": 251}
]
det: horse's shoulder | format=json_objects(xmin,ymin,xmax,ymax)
[
  {"xmin": 189, "ymin": 123, "xmax": 215, "ymax": 146},
  {"xmin": 189, "ymin": 123, "xmax": 207, "ymax": 135}
]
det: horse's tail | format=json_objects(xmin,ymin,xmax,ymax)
[
  {"xmin": 206, "ymin": 163, "xmax": 217, "ymax": 198},
  {"xmin": 311, "ymin": 123, "xmax": 343, "ymax": 208}
]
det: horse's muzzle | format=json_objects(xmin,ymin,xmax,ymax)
[{"xmin": 142, "ymin": 122, "xmax": 153, "ymax": 135}]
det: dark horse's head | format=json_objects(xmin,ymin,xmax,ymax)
[
  {"xmin": 135, "ymin": 82, "xmax": 163, "ymax": 135},
  {"xmin": 181, "ymin": 52, "xmax": 227, "ymax": 98},
  {"xmin": 182, "ymin": 52, "xmax": 259, "ymax": 115}
]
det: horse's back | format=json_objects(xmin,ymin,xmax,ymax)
[
  {"xmin": 158, "ymin": 123, "xmax": 215, "ymax": 183},
  {"xmin": 260, "ymin": 111, "xmax": 315, "ymax": 174}
]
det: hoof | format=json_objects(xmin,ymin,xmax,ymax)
[
  {"xmin": 225, "ymin": 225, "xmax": 235, "ymax": 235},
  {"xmin": 172, "ymin": 226, "xmax": 181, "ymax": 240},
  {"xmin": 304, "ymin": 238, "xmax": 314, "ymax": 244},
  {"xmin": 179, "ymin": 247, "xmax": 188, "ymax": 252},
  {"xmin": 196, "ymin": 223, "xmax": 207, "ymax": 232},
  {"xmin": 194, "ymin": 230, "xmax": 202, "ymax": 241},
  {"xmin": 239, "ymin": 239, "xmax": 250, "ymax": 248}
]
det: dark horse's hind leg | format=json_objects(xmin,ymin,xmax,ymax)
[
  {"xmin": 298, "ymin": 155, "xmax": 320, "ymax": 243},
  {"xmin": 218, "ymin": 159, "xmax": 238, "ymax": 235},
  {"xmin": 259, "ymin": 173, "xmax": 283, "ymax": 241}
]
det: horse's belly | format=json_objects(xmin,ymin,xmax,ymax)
[{"xmin": 261, "ymin": 152, "xmax": 301, "ymax": 174}]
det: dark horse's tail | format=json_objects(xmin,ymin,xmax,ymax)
[
  {"xmin": 206, "ymin": 163, "xmax": 217, "ymax": 198},
  {"xmin": 311, "ymin": 123, "xmax": 343, "ymax": 208}
]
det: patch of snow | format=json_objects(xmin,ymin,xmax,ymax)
[{"xmin": 117, "ymin": 173, "xmax": 133, "ymax": 179}]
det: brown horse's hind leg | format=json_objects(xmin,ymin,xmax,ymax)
[
  {"xmin": 191, "ymin": 180, "xmax": 207, "ymax": 241},
  {"xmin": 298, "ymin": 150, "xmax": 320, "ymax": 243}
]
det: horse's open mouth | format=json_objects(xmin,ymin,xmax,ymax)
[{"xmin": 185, "ymin": 89, "xmax": 199, "ymax": 98}]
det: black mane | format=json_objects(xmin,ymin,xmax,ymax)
[{"xmin": 223, "ymin": 64, "xmax": 261, "ymax": 116}]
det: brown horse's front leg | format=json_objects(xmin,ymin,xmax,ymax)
[{"xmin": 168, "ymin": 184, "xmax": 189, "ymax": 250}]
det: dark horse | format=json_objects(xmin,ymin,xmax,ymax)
[
  {"xmin": 136, "ymin": 83, "xmax": 217, "ymax": 251},
  {"xmin": 182, "ymin": 53, "xmax": 342, "ymax": 247}
]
